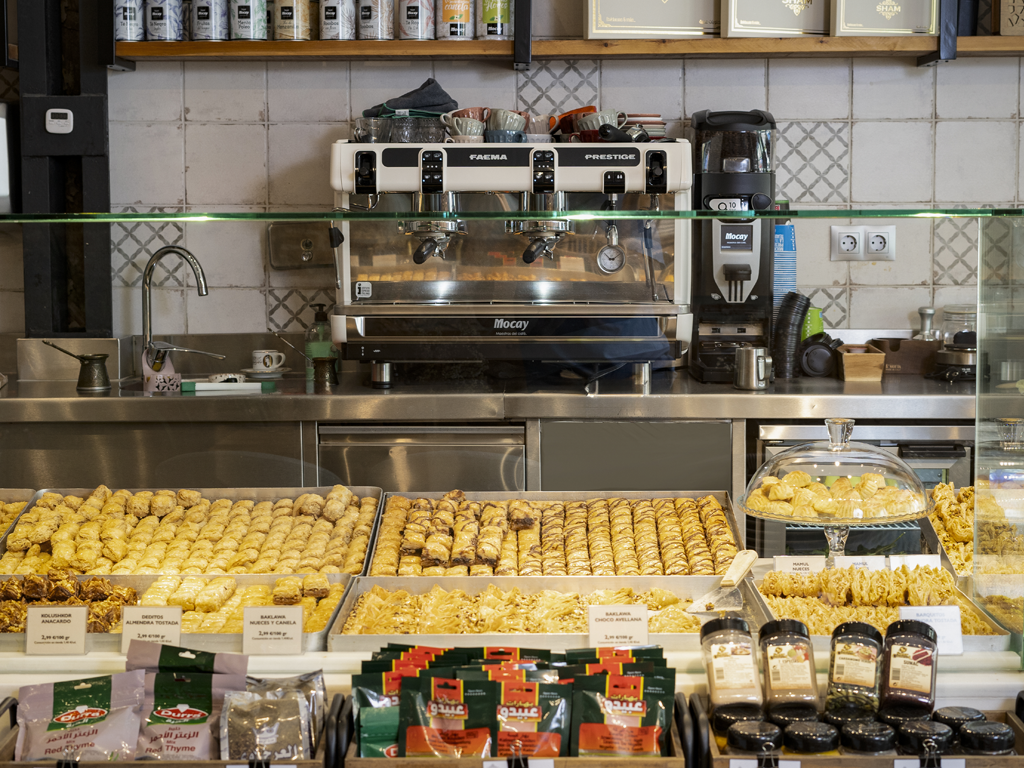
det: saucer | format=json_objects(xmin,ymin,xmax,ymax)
[{"xmin": 241, "ymin": 367, "xmax": 291, "ymax": 380}]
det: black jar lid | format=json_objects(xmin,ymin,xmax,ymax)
[
  {"xmin": 898, "ymin": 721, "xmax": 954, "ymax": 754},
  {"xmin": 959, "ymin": 721, "xmax": 1015, "ymax": 753},
  {"xmin": 760, "ymin": 619, "xmax": 810, "ymax": 641},
  {"xmin": 824, "ymin": 708, "xmax": 876, "ymax": 728},
  {"xmin": 767, "ymin": 704, "xmax": 820, "ymax": 729},
  {"xmin": 886, "ymin": 619, "xmax": 938, "ymax": 644},
  {"xmin": 842, "ymin": 721, "xmax": 896, "ymax": 753},
  {"xmin": 713, "ymin": 704, "xmax": 764, "ymax": 735},
  {"xmin": 727, "ymin": 721, "xmax": 783, "ymax": 753},
  {"xmin": 784, "ymin": 721, "xmax": 839, "ymax": 754},
  {"xmin": 832, "ymin": 621, "xmax": 883, "ymax": 646},
  {"xmin": 933, "ymin": 706, "xmax": 986, "ymax": 731},
  {"xmin": 701, "ymin": 617, "xmax": 750, "ymax": 641},
  {"xmin": 878, "ymin": 706, "xmax": 933, "ymax": 729}
]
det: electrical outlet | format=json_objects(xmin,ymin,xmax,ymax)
[
  {"xmin": 830, "ymin": 225, "xmax": 863, "ymax": 260},
  {"xmin": 864, "ymin": 225, "xmax": 896, "ymax": 261}
]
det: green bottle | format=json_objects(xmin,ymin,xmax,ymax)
[{"xmin": 305, "ymin": 303, "xmax": 336, "ymax": 379}]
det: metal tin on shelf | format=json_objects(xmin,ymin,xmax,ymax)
[
  {"xmin": 435, "ymin": 0, "xmax": 473, "ymax": 39},
  {"xmin": 321, "ymin": 0, "xmax": 358, "ymax": 38},
  {"xmin": 358, "ymin": 0, "xmax": 395, "ymax": 38},
  {"xmin": 230, "ymin": 0, "xmax": 269, "ymax": 39},
  {"xmin": 146, "ymin": 0, "xmax": 186, "ymax": 40},
  {"xmin": 192, "ymin": 0, "xmax": 230, "ymax": 40},
  {"xmin": 476, "ymin": 0, "xmax": 512, "ymax": 40},
  {"xmin": 398, "ymin": 0, "xmax": 435, "ymax": 39},
  {"xmin": 115, "ymin": 0, "xmax": 146, "ymax": 41},
  {"xmin": 276, "ymin": 0, "xmax": 313, "ymax": 39}
]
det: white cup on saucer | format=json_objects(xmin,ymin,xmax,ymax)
[{"xmin": 252, "ymin": 349, "xmax": 286, "ymax": 371}]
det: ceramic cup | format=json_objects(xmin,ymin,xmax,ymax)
[
  {"xmin": 452, "ymin": 106, "xmax": 490, "ymax": 122},
  {"xmin": 445, "ymin": 135, "xmax": 485, "ymax": 143},
  {"xmin": 487, "ymin": 108, "xmax": 527, "ymax": 132},
  {"xmin": 252, "ymin": 349, "xmax": 286, "ymax": 370},
  {"xmin": 441, "ymin": 113, "xmax": 485, "ymax": 136},
  {"xmin": 353, "ymin": 117, "xmax": 392, "ymax": 143},
  {"xmin": 556, "ymin": 106, "xmax": 597, "ymax": 135},
  {"xmin": 527, "ymin": 114, "xmax": 555, "ymax": 133},
  {"xmin": 484, "ymin": 129, "xmax": 526, "ymax": 143},
  {"xmin": 555, "ymin": 133, "xmax": 581, "ymax": 143},
  {"xmin": 579, "ymin": 129, "xmax": 603, "ymax": 143},
  {"xmin": 577, "ymin": 110, "xmax": 628, "ymax": 131},
  {"xmin": 524, "ymin": 133, "xmax": 553, "ymax": 144}
]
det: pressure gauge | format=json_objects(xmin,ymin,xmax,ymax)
[{"xmin": 596, "ymin": 244, "xmax": 626, "ymax": 274}]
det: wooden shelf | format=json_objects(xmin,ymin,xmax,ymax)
[{"xmin": 115, "ymin": 36, "xmax": 1024, "ymax": 62}]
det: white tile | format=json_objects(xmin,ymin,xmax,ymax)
[
  {"xmin": 532, "ymin": 0, "xmax": 584, "ymax": 39},
  {"xmin": 936, "ymin": 121, "xmax": 1017, "ymax": 203},
  {"xmin": 684, "ymin": 60, "xmax": 766, "ymax": 115},
  {"xmin": 937, "ymin": 58, "xmax": 1018, "ymax": 119},
  {"xmin": 183, "ymin": 207, "xmax": 267, "ymax": 288},
  {"xmin": 600, "ymin": 60, "xmax": 683, "ymax": 121},
  {"xmin": 852, "ymin": 59, "xmax": 933, "ymax": 120},
  {"xmin": 849, "ymin": 218, "xmax": 932, "ymax": 286},
  {"xmin": 269, "ymin": 123, "xmax": 348, "ymax": 206},
  {"xmin": 185, "ymin": 123, "xmax": 268, "ymax": 206},
  {"xmin": 793, "ymin": 216, "xmax": 849, "ymax": 286},
  {"xmin": 768, "ymin": 59, "xmax": 850, "ymax": 120},
  {"xmin": 432, "ymin": 62, "xmax": 517, "ymax": 115},
  {"xmin": 112, "ymin": 286, "xmax": 185, "ymax": 337},
  {"xmin": 0, "ymin": 224, "xmax": 23, "ymax": 292},
  {"xmin": 850, "ymin": 122, "xmax": 933, "ymax": 203},
  {"xmin": 186, "ymin": 287, "xmax": 267, "ymax": 333},
  {"xmin": 267, "ymin": 61, "xmax": 351, "ymax": 123},
  {"xmin": 351, "ymin": 61, "xmax": 431, "ymax": 119},
  {"xmin": 849, "ymin": 286, "xmax": 933, "ymax": 329},
  {"xmin": 0, "ymin": 291, "xmax": 23, "ymax": 334},
  {"xmin": 934, "ymin": 285, "xmax": 979, "ymax": 317},
  {"xmin": 184, "ymin": 62, "xmax": 267, "ymax": 123},
  {"xmin": 110, "ymin": 122, "xmax": 185, "ymax": 206},
  {"xmin": 108, "ymin": 62, "xmax": 183, "ymax": 122}
]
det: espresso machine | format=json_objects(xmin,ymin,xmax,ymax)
[
  {"xmin": 689, "ymin": 110, "xmax": 777, "ymax": 383},
  {"xmin": 328, "ymin": 139, "xmax": 694, "ymax": 387}
]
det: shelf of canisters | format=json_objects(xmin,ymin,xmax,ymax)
[{"xmin": 115, "ymin": 36, "xmax": 1024, "ymax": 61}]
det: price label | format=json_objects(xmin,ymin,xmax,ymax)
[
  {"xmin": 834, "ymin": 555, "xmax": 887, "ymax": 571},
  {"xmin": 587, "ymin": 605, "xmax": 649, "ymax": 647},
  {"xmin": 773, "ymin": 556, "xmax": 826, "ymax": 574},
  {"xmin": 889, "ymin": 554, "xmax": 941, "ymax": 570},
  {"xmin": 243, "ymin": 605, "xmax": 303, "ymax": 655},
  {"xmin": 486, "ymin": 761, "xmax": 555, "ymax": 768},
  {"xmin": 120, "ymin": 606, "xmax": 183, "ymax": 653},
  {"xmin": 26, "ymin": 605, "xmax": 87, "ymax": 655},
  {"xmin": 899, "ymin": 605, "xmax": 963, "ymax": 655},
  {"xmin": 729, "ymin": 760, "xmax": 800, "ymax": 768},
  {"xmin": 896, "ymin": 759, "xmax": 965, "ymax": 768}
]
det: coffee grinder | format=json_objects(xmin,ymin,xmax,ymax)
[{"xmin": 689, "ymin": 110, "xmax": 777, "ymax": 383}]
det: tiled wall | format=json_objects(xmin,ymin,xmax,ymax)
[{"xmin": 4, "ymin": 51, "xmax": 1021, "ymax": 335}]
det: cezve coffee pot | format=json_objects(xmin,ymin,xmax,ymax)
[{"xmin": 42, "ymin": 340, "xmax": 111, "ymax": 393}]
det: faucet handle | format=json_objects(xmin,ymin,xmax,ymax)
[{"xmin": 148, "ymin": 341, "xmax": 227, "ymax": 361}]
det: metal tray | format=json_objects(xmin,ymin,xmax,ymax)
[
  {"xmin": 364, "ymin": 490, "xmax": 741, "ymax": 578},
  {"xmin": 747, "ymin": 576, "xmax": 1012, "ymax": 653},
  {"xmin": 0, "ymin": 573, "xmax": 352, "ymax": 653},
  {"xmin": 920, "ymin": 514, "xmax": 971, "ymax": 582},
  {"xmin": 0, "ymin": 490, "xmax": 38, "ymax": 547},
  {"xmin": 0, "ymin": 486, "xmax": 384, "ymax": 575},
  {"xmin": 328, "ymin": 575, "xmax": 759, "ymax": 652}
]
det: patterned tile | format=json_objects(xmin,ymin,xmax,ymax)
[
  {"xmin": 517, "ymin": 60, "xmax": 599, "ymax": 115},
  {"xmin": 267, "ymin": 288, "xmax": 335, "ymax": 332},
  {"xmin": 0, "ymin": 69, "xmax": 18, "ymax": 101},
  {"xmin": 798, "ymin": 286, "xmax": 849, "ymax": 328},
  {"xmin": 111, "ymin": 206, "xmax": 186, "ymax": 287},
  {"xmin": 981, "ymin": 217, "xmax": 1012, "ymax": 284},
  {"xmin": 933, "ymin": 217, "xmax": 979, "ymax": 285},
  {"xmin": 776, "ymin": 122, "xmax": 850, "ymax": 204}
]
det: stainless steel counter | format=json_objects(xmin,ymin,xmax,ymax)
[{"xmin": 0, "ymin": 370, "xmax": 975, "ymax": 422}]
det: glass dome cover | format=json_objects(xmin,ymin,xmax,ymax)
[{"xmin": 741, "ymin": 419, "xmax": 929, "ymax": 526}]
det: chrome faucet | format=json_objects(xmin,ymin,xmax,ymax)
[{"xmin": 142, "ymin": 245, "xmax": 227, "ymax": 371}]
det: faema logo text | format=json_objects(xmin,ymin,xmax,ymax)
[
  {"xmin": 469, "ymin": 154, "xmax": 509, "ymax": 161},
  {"xmin": 427, "ymin": 700, "xmax": 469, "ymax": 719},
  {"xmin": 53, "ymin": 706, "xmax": 108, "ymax": 726},
  {"xmin": 494, "ymin": 319, "xmax": 529, "ymax": 331},
  {"xmin": 153, "ymin": 705, "xmax": 210, "ymax": 722},
  {"xmin": 497, "ymin": 704, "xmax": 542, "ymax": 721},
  {"xmin": 599, "ymin": 698, "xmax": 648, "ymax": 717}
]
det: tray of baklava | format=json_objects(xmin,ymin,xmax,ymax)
[
  {"xmin": 0, "ymin": 570, "xmax": 352, "ymax": 652},
  {"xmin": 364, "ymin": 490, "xmax": 741, "ymax": 579},
  {"xmin": 0, "ymin": 491, "xmax": 34, "ymax": 543},
  {"xmin": 0, "ymin": 485, "xmax": 382, "ymax": 577}
]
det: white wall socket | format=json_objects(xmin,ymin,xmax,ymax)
[{"xmin": 830, "ymin": 224, "xmax": 896, "ymax": 262}]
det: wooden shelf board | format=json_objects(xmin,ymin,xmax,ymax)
[{"xmin": 116, "ymin": 37, "xmax": 1024, "ymax": 62}]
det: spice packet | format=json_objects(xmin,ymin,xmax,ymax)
[
  {"xmin": 565, "ymin": 646, "xmax": 665, "ymax": 663},
  {"xmin": 398, "ymin": 676, "xmax": 499, "ymax": 758},
  {"xmin": 246, "ymin": 671, "xmax": 326, "ymax": 752},
  {"xmin": 138, "ymin": 672, "xmax": 245, "ymax": 760},
  {"xmin": 570, "ymin": 674, "xmax": 674, "ymax": 757},
  {"xmin": 221, "ymin": 690, "xmax": 312, "ymax": 761},
  {"xmin": 126, "ymin": 640, "xmax": 249, "ymax": 676},
  {"xmin": 359, "ymin": 706, "xmax": 401, "ymax": 758},
  {"xmin": 558, "ymin": 662, "xmax": 657, "ymax": 680},
  {"xmin": 462, "ymin": 646, "xmax": 555, "ymax": 663},
  {"xmin": 16, "ymin": 669, "xmax": 146, "ymax": 761},
  {"xmin": 458, "ymin": 668, "xmax": 560, "ymax": 683},
  {"xmin": 352, "ymin": 670, "xmax": 418, "ymax": 758},
  {"xmin": 495, "ymin": 681, "xmax": 571, "ymax": 757}
]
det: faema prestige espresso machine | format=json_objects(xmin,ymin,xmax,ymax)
[
  {"xmin": 328, "ymin": 139, "xmax": 693, "ymax": 388},
  {"xmin": 689, "ymin": 110, "xmax": 777, "ymax": 383}
]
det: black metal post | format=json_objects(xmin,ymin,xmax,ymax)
[{"xmin": 513, "ymin": 0, "xmax": 531, "ymax": 71}]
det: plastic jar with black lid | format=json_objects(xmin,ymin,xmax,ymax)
[
  {"xmin": 759, "ymin": 619, "xmax": 819, "ymax": 709},
  {"xmin": 726, "ymin": 721, "xmax": 783, "ymax": 755},
  {"xmin": 933, "ymin": 706, "xmax": 986, "ymax": 734},
  {"xmin": 959, "ymin": 721, "xmax": 1015, "ymax": 755},
  {"xmin": 783, "ymin": 722, "xmax": 840, "ymax": 756},
  {"xmin": 878, "ymin": 705, "xmax": 932, "ymax": 730},
  {"xmin": 827, "ymin": 621, "xmax": 882, "ymax": 713},
  {"xmin": 841, "ymin": 721, "xmax": 897, "ymax": 755},
  {"xmin": 767, "ymin": 703, "xmax": 819, "ymax": 729},
  {"xmin": 897, "ymin": 720, "xmax": 954, "ymax": 756},
  {"xmin": 880, "ymin": 619, "xmax": 938, "ymax": 712},
  {"xmin": 701, "ymin": 617, "xmax": 763, "ymax": 710},
  {"xmin": 712, "ymin": 704, "xmax": 764, "ymax": 740},
  {"xmin": 825, "ymin": 707, "xmax": 876, "ymax": 729}
]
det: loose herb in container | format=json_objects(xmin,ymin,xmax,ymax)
[
  {"xmin": 959, "ymin": 721, "xmax": 1016, "ymax": 756},
  {"xmin": 782, "ymin": 721, "xmax": 840, "ymax": 755},
  {"xmin": 840, "ymin": 721, "xmax": 897, "ymax": 756},
  {"xmin": 897, "ymin": 720, "xmax": 954, "ymax": 756},
  {"xmin": 700, "ymin": 617, "xmax": 763, "ymax": 709},
  {"xmin": 826, "ymin": 621, "xmax": 882, "ymax": 713},
  {"xmin": 726, "ymin": 721, "xmax": 783, "ymax": 755},
  {"xmin": 759, "ymin": 619, "xmax": 819, "ymax": 711},
  {"xmin": 879, "ymin": 619, "xmax": 938, "ymax": 714}
]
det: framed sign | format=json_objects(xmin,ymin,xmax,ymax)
[
  {"xmin": 831, "ymin": 0, "xmax": 938, "ymax": 35},
  {"xmin": 586, "ymin": 0, "xmax": 719, "ymax": 39},
  {"xmin": 723, "ymin": 0, "xmax": 828, "ymax": 37}
]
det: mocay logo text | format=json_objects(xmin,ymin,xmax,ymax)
[{"xmin": 494, "ymin": 319, "xmax": 529, "ymax": 330}]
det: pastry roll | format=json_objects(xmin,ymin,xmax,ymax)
[
  {"xmin": 150, "ymin": 495, "xmax": 176, "ymax": 518},
  {"xmin": 141, "ymin": 575, "xmax": 181, "ymax": 606},
  {"xmin": 168, "ymin": 576, "xmax": 208, "ymax": 611},
  {"xmin": 192, "ymin": 576, "xmax": 235, "ymax": 612}
]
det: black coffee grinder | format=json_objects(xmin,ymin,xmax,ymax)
[{"xmin": 689, "ymin": 110, "xmax": 777, "ymax": 383}]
